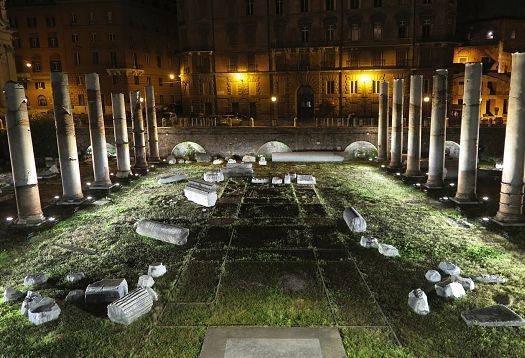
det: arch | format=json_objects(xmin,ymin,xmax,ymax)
[
  {"xmin": 171, "ymin": 141, "xmax": 206, "ymax": 159},
  {"xmin": 344, "ymin": 141, "xmax": 378, "ymax": 160},
  {"xmin": 297, "ymin": 85, "xmax": 314, "ymax": 121},
  {"xmin": 86, "ymin": 143, "xmax": 117, "ymax": 157},
  {"xmin": 256, "ymin": 141, "xmax": 291, "ymax": 158},
  {"xmin": 445, "ymin": 141, "xmax": 460, "ymax": 159},
  {"xmin": 37, "ymin": 95, "xmax": 47, "ymax": 106}
]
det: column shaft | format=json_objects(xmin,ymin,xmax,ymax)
[
  {"xmin": 130, "ymin": 91, "xmax": 148, "ymax": 169},
  {"xmin": 454, "ymin": 63, "xmax": 482, "ymax": 202},
  {"xmin": 4, "ymin": 81, "xmax": 44, "ymax": 225},
  {"xmin": 145, "ymin": 86, "xmax": 160, "ymax": 162},
  {"xmin": 405, "ymin": 75, "xmax": 423, "ymax": 177},
  {"xmin": 377, "ymin": 81, "xmax": 389, "ymax": 161},
  {"xmin": 51, "ymin": 73, "xmax": 84, "ymax": 201},
  {"xmin": 496, "ymin": 53, "xmax": 525, "ymax": 222},
  {"xmin": 86, "ymin": 73, "xmax": 112, "ymax": 187},
  {"xmin": 426, "ymin": 70, "xmax": 448, "ymax": 188},
  {"xmin": 389, "ymin": 79, "xmax": 403, "ymax": 169},
  {"xmin": 111, "ymin": 93, "xmax": 132, "ymax": 178}
]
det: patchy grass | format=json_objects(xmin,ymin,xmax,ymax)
[{"xmin": 0, "ymin": 162, "xmax": 524, "ymax": 357}]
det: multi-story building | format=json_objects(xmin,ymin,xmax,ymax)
[
  {"xmin": 6, "ymin": 0, "xmax": 180, "ymax": 115},
  {"xmin": 177, "ymin": 0, "xmax": 458, "ymax": 123}
]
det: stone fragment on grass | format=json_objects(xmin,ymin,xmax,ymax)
[
  {"xmin": 221, "ymin": 163, "xmax": 254, "ymax": 178},
  {"xmin": 158, "ymin": 174, "xmax": 186, "ymax": 184},
  {"xmin": 3, "ymin": 287, "xmax": 25, "ymax": 303},
  {"xmin": 212, "ymin": 159, "xmax": 224, "ymax": 165},
  {"xmin": 136, "ymin": 219, "xmax": 189, "ymax": 246},
  {"xmin": 425, "ymin": 270, "xmax": 442, "ymax": 283},
  {"xmin": 85, "ymin": 278, "xmax": 128, "ymax": 303},
  {"xmin": 65, "ymin": 289, "xmax": 85, "ymax": 303},
  {"xmin": 297, "ymin": 175, "xmax": 316, "ymax": 185},
  {"xmin": 203, "ymin": 171, "xmax": 224, "ymax": 183},
  {"xmin": 272, "ymin": 177, "xmax": 283, "ymax": 185},
  {"xmin": 408, "ymin": 289, "xmax": 430, "ymax": 315},
  {"xmin": 284, "ymin": 174, "xmax": 292, "ymax": 184},
  {"xmin": 28, "ymin": 302, "xmax": 61, "ymax": 325},
  {"xmin": 473, "ymin": 274, "xmax": 506, "ymax": 284},
  {"xmin": 378, "ymin": 244, "xmax": 400, "ymax": 257},
  {"xmin": 452, "ymin": 276, "xmax": 475, "ymax": 291},
  {"xmin": 242, "ymin": 155, "xmax": 256, "ymax": 163},
  {"xmin": 343, "ymin": 207, "xmax": 367, "ymax": 233},
  {"xmin": 360, "ymin": 236, "xmax": 379, "ymax": 248},
  {"xmin": 227, "ymin": 159, "xmax": 236, "ymax": 164},
  {"xmin": 23, "ymin": 273, "xmax": 48, "ymax": 287},
  {"xmin": 258, "ymin": 157, "xmax": 267, "ymax": 166},
  {"xmin": 439, "ymin": 261, "xmax": 461, "ymax": 276},
  {"xmin": 148, "ymin": 263, "xmax": 167, "ymax": 278},
  {"xmin": 435, "ymin": 280, "xmax": 466, "ymax": 299},
  {"xmin": 184, "ymin": 179, "xmax": 217, "ymax": 207},
  {"xmin": 66, "ymin": 272, "xmax": 85, "ymax": 283},
  {"xmin": 145, "ymin": 287, "xmax": 159, "ymax": 301},
  {"xmin": 252, "ymin": 177, "xmax": 271, "ymax": 184},
  {"xmin": 21, "ymin": 292, "xmax": 54, "ymax": 316},
  {"xmin": 107, "ymin": 288, "xmax": 153, "ymax": 325},
  {"xmin": 461, "ymin": 305, "xmax": 525, "ymax": 327},
  {"xmin": 195, "ymin": 153, "xmax": 212, "ymax": 163},
  {"xmin": 138, "ymin": 275, "xmax": 155, "ymax": 288}
]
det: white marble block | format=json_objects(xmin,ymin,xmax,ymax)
[
  {"xmin": 107, "ymin": 288, "xmax": 153, "ymax": 325},
  {"xmin": 297, "ymin": 175, "xmax": 317, "ymax": 185},
  {"xmin": 184, "ymin": 179, "xmax": 217, "ymax": 207},
  {"xmin": 343, "ymin": 207, "xmax": 367, "ymax": 233}
]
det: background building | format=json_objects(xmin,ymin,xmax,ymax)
[
  {"xmin": 6, "ymin": 0, "xmax": 180, "ymax": 115},
  {"xmin": 0, "ymin": 0, "xmax": 17, "ymax": 115}
]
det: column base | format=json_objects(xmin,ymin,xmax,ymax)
[
  {"xmin": 148, "ymin": 157, "xmax": 161, "ymax": 163},
  {"xmin": 116, "ymin": 171, "xmax": 132, "ymax": 179},
  {"xmin": 449, "ymin": 197, "xmax": 480, "ymax": 205},
  {"xmin": 11, "ymin": 215, "xmax": 47, "ymax": 228},
  {"xmin": 422, "ymin": 183, "xmax": 445, "ymax": 190},
  {"xmin": 490, "ymin": 217, "xmax": 525, "ymax": 228},
  {"xmin": 133, "ymin": 166, "xmax": 150, "ymax": 175},
  {"xmin": 56, "ymin": 197, "xmax": 89, "ymax": 206}
]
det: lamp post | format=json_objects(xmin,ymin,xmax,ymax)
[{"xmin": 271, "ymin": 95, "xmax": 277, "ymax": 127}]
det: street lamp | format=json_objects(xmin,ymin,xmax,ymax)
[
  {"xmin": 169, "ymin": 73, "xmax": 175, "ymax": 80},
  {"xmin": 271, "ymin": 95, "xmax": 278, "ymax": 127}
]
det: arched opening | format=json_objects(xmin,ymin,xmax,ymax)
[
  {"xmin": 86, "ymin": 143, "xmax": 117, "ymax": 157},
  {"xmin": 171, "ymin": 141, "xmax": 206, "ymax": 160},
  {"xmin": 37, "ymin": 95, "xmax": 47, "ymax": 107},
  {"xmin": 445, "ymin": 141, "xmax": 460, "ymax": 159},
  {"xmin": 297, "ymin": 85, "xmax": 314, "ymax": 121},
  {"xmin": 344, "ymin": 141, "xmax": 378, "ymax": 161},
  {"xmin": 256, "ymin": 141, "xmax": 291, "ymax": 158}
]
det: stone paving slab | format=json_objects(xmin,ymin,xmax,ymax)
[{"xmin": 200, "ymin": 327, "xmax": 346, "ymax": 358}]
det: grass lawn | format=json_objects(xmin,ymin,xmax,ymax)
[{"xmin": 0, "ymin": 162, "xmax": 524, "ymax": 357}]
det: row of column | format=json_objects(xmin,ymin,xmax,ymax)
[
  {"xmin": 4, "ymin": 73, "xmax": 161, "ymax": 226},
  {"xmin": 377, "ymin": 54, "xmax": 525, "ymax": 225}
]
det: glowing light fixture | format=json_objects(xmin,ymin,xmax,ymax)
[
  {"xmin": 359, "ymin": 74, "xmax": 371, "ymax": 83},
  {"xmin": 271, "ymin": 96, "xmax": 277, "ymax": 102},
  {"xmin": 235, "ymin": 73, "xmax": 244, "ymax": 81},
  {"xmin": 86, "ymin": 182, "xmax": 92, "ymax": 186},
  {"xmin": 449, "ymin": 183, "xmax": 455, "ymax": 187},
  {"xmin": 423, "ymin": 96, "xmax": 430, "ymax": 103},
  {"xmin": 6, "ymin": 216, "xmax": 14, "ymax": 222},
  {"xmin": 482, "ymin": 217, "xmax": 490, "ymax": 222},
  {"xmin": 169, "ymin": 73, "xmax": 175, "ymax": 80},
  {"xmin": 54, "ymin": 195, "xmax": 60, "ymax": 199},
  {"xmin": 482, "ymin": 196, "xmax": 489, "ymax": 201},
  {"xmin": 25, "ymin": 62, "xmax": 32, "ymax": 68},
  {"xmin": 48, "ymin": 217, "xmax": 56, "ymax": 222},
  {"xmin": 139, "ymin": 97, "xmax": 144, "ymax": 103}
]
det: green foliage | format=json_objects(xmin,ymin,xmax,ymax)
[{"xmin": 29, "ymin": 113, "xmax": 58, "ymax": 157}]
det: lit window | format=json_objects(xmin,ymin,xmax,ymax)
[
  {"xmin": 351, "ymin": 24, "xmax": 360, "ymax": 41},
  {"xmin": 108, "ymin": 33, "xmax": 116, "ymax": 41},
  {"xmin": 35, "ymin": 81, "xmax": 45, "ymax": 89},
  {"xmin": 373, "ymin": 23, "xmax": 383, "ymax": 40},
  {"xmin": 326, "ymin": 80, "xmax": 335, "ymax": 94}
]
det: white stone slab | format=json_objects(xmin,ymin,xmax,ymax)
[
  {"xmin": 297, "ymin": 175, "xmax": 316, "ymax": 185},
  {"xmin": 184, "ymin": 180, "xmax": 217, "ymax": 207},
  {"xmin": 272, "ymin": 177, "xmax": 283, "ymax": 185},
  {"xmin": 204, "ymin": 171, "xmax": 224, "ymax": 183},
  {"xmin": 252, "ymin": 177, "xmax": 271, "ymax": 184},
  {"xmin": 136, "ymin": 220, "xmax": 189, "ymax": 245},
  {"xmin": 85, "ymin": 278, "xmax": 128, "ymax": 303},
  {"xmin": 158, "ymin": 174, "xmax": 186, "ymax": 184},
  {"xmin": 225, "ymin": 338, "xmax": 323, "ymax": 358}
]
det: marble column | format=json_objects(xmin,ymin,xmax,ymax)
[
  {"xmin": 51, "ymin": 72, "xmax": 84, "ymax": 202},
  {"xmin": 111, "ymin": 93, "xmax": 132, "ymax": 178},
  {"xmin": 4, "ymin": 81, "xmax": 45, "ymax": 225},
  {"xmin": 86, "ymin": 73, "xmax": 113, "ymax": 189},
  {"xmin": 389, "ymin": 79, "xmax": 404, "ymax": 170},
  {"xmin": 453, "ymin": 63, "xmax": 482, "ymax": 203},
  {"xmin": 405, "ymin": 75, "xmax": 423, "ymax": 177},
  {"xmin": 145, "ymin": 86, "xmax": 160, "ymax": 162},
  {"xmin": 377, "ymin": 81, "xmax": 389, "ymax": 161},
  {"xmin": 130, "ymin": 90, "xmax": 148, "ymax": 169},
  {"xmin": 495, "ymin": 53, "xmax": 525, "ymax": 223},
  {"xmin": 425, "ymin": 69, "xmax": 448, "ymax": 188}
]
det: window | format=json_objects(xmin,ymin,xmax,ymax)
[
  {"xmin": 35, "ymin": 81, "xmax": 45, "ymax": 89},
  {"xmin": 72, "ymin": 33, "xmax": 79, "ymax": 43},
  {"xmin": 110, "ymin": 51, "xmax": 117, "ymax": 67},
  {"xmin": 349, "ymin": 0, "xmax": 360, "ymax": 9},
  {"xmin": 32, "ymin": 60, "xmax": 41, "ymax": 72},
  {"xmin": 78, "ymin": 94, "xmax": 85, "ymax": 106},
  {"xmin": 13, "ymin": 37, "xmax": 21, "ymax": 49},
  {"xmin": 374, "ymin": 0, "xmax": 382, "ymax": 7},
  {"xmin": 301, "ymin": 26, "xmax": 309, "ymax": 43},
  {"xmin": 326, "ymin": 80, "xmax": 335, "ymax": 94},
  {"xmin": 246, "ymin": 0, "xmax": 255, "ymax": 16},
  {"xmin": 48, "ymin": 35, "xmax": 59, "ymax": 48},
  {"xmin": 91, "ymin": 33, "xmax": 97, "ymax": 42},
  {"xmin": 348, "ymin": 50, "xmax": 360, "ymax": 67},
  {"xmin": 27, "ymin": 17, "xmax": 37, "ymax": 28},
  {"xmin": 396, "ymin": 48, "xmax": 408, "ymax": 66},
  {"xmin": 159, "ymin": 77, "xmax": 163, "ymax": 86},
  {"xmin": 107, "ymin": 11, "xmax": 113, "ymax": 24},
  {"xmin": 50, "ymin": 58, "xmax": 62, "ymax": 72},
  {"xmin": 37, "ymin": 95, "xmax": 47, "ymax": 106},
  {"xmin": 74, "ymin": 52, "xmax": 80, "ymax": 65},
  {"xmin": 399, "ymin": 20, "xmax": 408, "ymax": 38},
  {"xmin": 89, "ymin": 12, "xmax": 95, "ymax": 24},
  {"xmin": 511, "ymin": 30, "xmax": 516, "ymax": 39},
  {"xmin": 147, "ymin": 77, "xmax": 151, "ymax": 85},
  {"xmin": 422, "ymin": 19, "xmax": 431, "ymax": 38},
  {"xmin": 92, "ymin": 52, "xmax": 99, "ymax": 64},
  {"xmin": 350, "ymin": 24, "xmax": 360, "ymax": 41},
  {"xmin": 458, "ymin": 57, "xmax": 467, "ymax": 63},
  {"xmin": 145, "ymin": 54, "xmax": 150, "ymax": 65},
  {"xmin": 372, "ymin": 50, "xmax": 383, "ymax": 67},
  {"xmin": 108, "ymin": 33, "xmax": 116, "ymax": 41},
  {"xmin": 45, "ymin": 16, "xmax": 55, "ymax": 27},
  {"xmin": 350, "ymin": 80, "xmax": 358, "ymax": 94},
  {"xmin": 326, "ymin": 0, "xmax": 335, "ymax": 11},
  {"xmin": 373, "ymin": 23, "xmax": 383, "ymax": 40},
  {"xmin": 326, "ymin": 24, "xmax": 336, "ymax": 42},
  {"xmin": 300, "ymin": 0, "xmax": 309, "ymax": 12},
  {"xmin": 487, "ymin": 81, "xmax": 496, "ymax": 95},
  {"xmin": 29, "ymin": 34, "xmax": 40, "ymax": 48},
  {"xmin": 372, "ymin": 80, "xmax": 381, "ymax": 94},
  {"xmin": 276, "ymin": 0, "xmax": 283, "ymax": 14},
  {"xmin": 134, "ymin": 76, "xmax": 140, "ymax": 85},
  {"xmin": 228, "ymin": 55, "xmax": 238, "ymax": 71},
  {"xmin": 76, "ymin": 75, "xmax": 84, "ymax": 85}
]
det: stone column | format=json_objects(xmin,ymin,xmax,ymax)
[
  {"xmin": 425, "ymin": 69, "xmax": 448, "ymax": 188},
  {"xmin": 405, "ymin": 75, "xmax": 423, "ymax": 177},
  {"xmin": 111, "ymin": 93, "xmax": 132, "ymax": 178},
  {"xmin": 130, "ymin": 90, "xmax": 148, "ymax": 169},
  {"xmin": 145, "ymin": 86, "xmax": 160, "ymax": 162},
  {"xmin": 51, "ymin": 72, "xmax": 84, "ymax": 202},
  {"xmin": 495, "ymin": 53, "xmax": 525, "ymax": 223},
  {"xmin": 453, "ymin": 62, "xmax": 482, "ymax": 203},
  {"xmin": 4, "ymin": 81, "xmax": 45, "ymax": 225},
  {"xmin": 86, "ymin": 73, "xmax": 113, "ymax": 188},
  {"xmin": 377, "ymin": 81, "xmax": 388, "ymax": 161},
  {"xmin": 389, "ymin": 79, "xmax": 404, "ymax": 169}
]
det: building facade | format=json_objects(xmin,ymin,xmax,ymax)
[
  {"xmin": 177, "ymin": 0, "xmax": 458, "ymax": 123},
  {"xmin": 6, "ymin": 0, "xmax": 180, "ymax": 115},
  {"xmin": 0, "ymin": 0, "xmax": 17, "ymax": 115}
]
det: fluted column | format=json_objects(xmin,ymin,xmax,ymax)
[
  {"xmin": 495, "ymin": 53, "xmax": 525, "ymax": 223},
  {"xmin": 425, "ymin": 70, "xmax": 448, "ymax": 188},
  {"xmin": 145, "ymin": 86, "xmax": 160, "ymax": 162},
  {"xmin": 405, "ymin": 75, "xmax": 423, "ymax": 177},
  {"xmin": 4, "ymin": 81, "xmax": 45, "ymax": 225},
  {"xmin": 453, "ymin": 63, "xmax": 482, "ymax": 203},
  {"xmin": 389, "ymin": 79, "xmax": 403, "ymax": 170},
  {"xmin": 377, "ymin": 81, "xmax": 388, "ymax": 161},
  {"xmin": 130, "ymin": 90, "xmax": 148, "ymax": 169},
  {"xmin": 111, "ymin": 93, "xmax": 132, "ymax": 178},
  {"xmin": 86, "ymin": 73, "xmax": 112, "ymax": 188}
]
